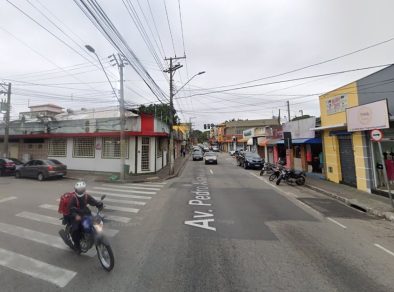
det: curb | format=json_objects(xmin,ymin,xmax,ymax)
[
  {"xmin": 304, "ymin": 184, "xmax": 394, "ymax": 222},
  {"xmin": 165, "ymin": 155, "xmax": 190, "ymax": 181}
]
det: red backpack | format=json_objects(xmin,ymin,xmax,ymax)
[{"xmin": 58, "ymin": 192, "xmax": 87, "ymax": 215}]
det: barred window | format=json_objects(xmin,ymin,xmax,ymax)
[
  {"xmin": 73, "ymin": 137, "xmax": 95, "ymax": 158},
  {"xmin": 102, "ymin": 137, "xmax": 128, "ymax": 159},
  {"xmin": 48, "ymin": 138, "xmax": 67, "ymax": 157}
]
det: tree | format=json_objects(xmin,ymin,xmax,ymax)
[
  {"xmin": 136, "ymin": 104, "xmax": 179, "ymax": 125},
  {"xmin": 191, "ymin": 130, "xmax": 210, "ymax": 143}
]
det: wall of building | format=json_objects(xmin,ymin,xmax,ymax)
[{"xmin": 352, "ymin": 132, "xmax": 370, "ymax": 192}]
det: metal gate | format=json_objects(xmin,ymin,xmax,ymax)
[
  {"xmin": 141, "ymin": 137, "xmax": 150, "ymax": 171},
  {"xmin": 338, "ymin": 135, "xmax": 357, "ymax": 186}
]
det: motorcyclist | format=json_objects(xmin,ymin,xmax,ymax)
[{"xmin": 69, "ymin": 181, "xmax": 103, "ymax": 254}]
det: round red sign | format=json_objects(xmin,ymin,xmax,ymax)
[{"xmin": 370, "ymin": 129, "xmax": 383, "ymax": 142}]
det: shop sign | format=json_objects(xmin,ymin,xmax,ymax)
[
  {"xmin": 326, "ymin": 94, "xmax": 348, "ymax": 115},
  {"xmin": 243, "ymin": 128, "xmax": 254, "ymax": 138},
  {"xmin": 370, "ymin": 129, "xmax": 383, "ymax": 142},
  {"xmin": 282, "ymin": 117, "xmax": 316, "ymax": 139},
  {"xmin": 346, "ymin": 99, "xmax": 389, "ymax": 132}
]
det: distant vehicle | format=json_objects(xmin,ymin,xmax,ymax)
[
  {"xmin": 203, "ymin": 146, "xmax": 209, "ymax": 152},
  {"xmin": 0, "ymin": 158, "xmax": 16, "ymax": 176},
  {"xmin": 15, "ymin": 159, "xmax": 67, "ymax": 181},
  {"xmin": 212, "ymin": 146, "xmax": 219, "ymax": 152},
  {"xmin": 192, "ymin": 149, "xmax": 204, "ymax": 161},
  {"xmin": 9, "ymin": 158, "xmax": 24, "ymax": 170},
  {"xmin": 204, "ymin": 152, "xmax": 218, "ymax": 165}
]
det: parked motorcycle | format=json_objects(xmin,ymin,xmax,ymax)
[
  {"xmin": 268, "ymin": 165, "xmax": 283, "ymax": 181},
  {"xmin": 276, "ymin": 169, "xmax": 306, "ymax": 186},
  {"xmin": 260, "ymin": 162, "xmax": 275, "ymax": 176},
  {"xmin": 59, "ymin": 195, "xmax": 115, "ymax": 271}
]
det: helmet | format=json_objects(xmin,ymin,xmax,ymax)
[{"xmin": 74, "ymin": 181, "xmax": 86, "ymax": 197}]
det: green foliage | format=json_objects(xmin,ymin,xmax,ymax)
[
  {"xmin": 191, "ymin": 130, "xmax": 209, "ymax": 143},
  {"xmin": 137, "ymin": 104, "xmax": 179, "ymax": 125}
]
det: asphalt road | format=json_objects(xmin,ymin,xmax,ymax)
[{"xmin": 1, "ymin": 153, "xmax": 394, "ymax": 291}]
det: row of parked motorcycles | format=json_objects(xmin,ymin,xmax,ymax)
[{"xmin": 260, "ymin": 162, "xmax": 306, "ymax": 186}]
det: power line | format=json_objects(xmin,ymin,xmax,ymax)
[
  {"xmin": 162, "ymin": 0, "xmax": 176, "ymax": 56},
  {"xmin": 177, "ymin": 0, "xmax": 186, "ymax": 57}
]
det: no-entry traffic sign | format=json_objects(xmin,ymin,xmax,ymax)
[{"xmin": 370, "ymin": 129, "xmax": 383, "ymax": 142}]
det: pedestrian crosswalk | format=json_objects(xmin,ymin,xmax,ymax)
[{"xmin": 0, "ymin": 181, "xmax": 166, "ymax": 288}]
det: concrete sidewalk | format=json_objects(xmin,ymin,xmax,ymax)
[
  {"xmin": 65, "ymin": 154, "xmax": 190, "ymax": 183},
  {"xmin": 303, "ymin": 175, "xmax": 394, "ymax": 222}
]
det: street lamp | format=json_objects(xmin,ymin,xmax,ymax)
[
  {"xmin": 173, "ymin": 71, "xmax": 205, "ymax": 96},
  {"xmin": 85, "ymin": 44, "xmax": 126, "ymax": 181}
]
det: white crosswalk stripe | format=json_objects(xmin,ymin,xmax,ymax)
[
  {"xmin": 93, "ymin": 186, "xmax": 156, "ymax": 195},
  {"xmin": 15, "ymin": 211, "xmax": 119, "ymax": 237},
  {"xmin": 0, "ymin": 222, "xmax": 95, "ymax": 257},
  {"xmin": 0, "ymin": 247, "xmax": 77, "ymax": 288},
  {"xmin": 0, "ymin": 196, "xmax": 17, "ymax": 203},
  {"xmin": 102, "ymin": 184, "xmax": 161, "ymax": 191},
  {"xmin": 88, "ymin": 190, "xmax": 152, "ymax": 200},
  {"xmin": 93, "ymin": 196, "xmax": 146, "ymax": 206},
  {"xmin": 39, "ymin": 203, "xmax": 133, "ymax": 224},
  {"xmin": 104, "ymin": 205, "xmax": 139, "ymax": 213},
  {"xmin": 124, "ymin": 183, "xmax": 166, "ymax": 187}
]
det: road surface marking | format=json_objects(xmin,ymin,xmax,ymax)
[
  {"xmin": 103, "ymin": 214, "xmax": 131, "ymax": 224},
  {"xmin": 0, "ymin": 196, "xmax": 17, "ymax": 203},
  {"xmin": 327, "ymin": 217, "xmax": 347, "ymax": 229},
  {"xmin": 101, "ymin": 184, "xmax": 161, "ymax": 191},
  {"xmin": 124, "ymin": 183, "xmax": 166, "ymax": 187},
  {"xmin": 88, "ymin": 190, "xmax": 152, "ymax": 200},
  {"xmin": 0, "ymin": 222, "xmax": 95, "ymax": 257},
  {"xmin": 93, "ymin": 186, "xmax": 156, "ymax": 195},
  {"xmin": 0, "ymin": 247, "xmax": 76, "ymax": 288},
  {"xmin": 209, "ymin": 169, "xmax": 214, "ymax": 175},
  {"xmin": 15, "ymin": 212, "xmax": 119, "ymax": 237},
  {"xmin": 55, "ymin": 197, "xmax": 146, "ymax": 206},
  {"xmin": 103, "ymin": 205, "xmax": 140, "ymax": 213},
  {"xmin": 374, "ymin": 243, "xmax": 394, "ymax": 257}
]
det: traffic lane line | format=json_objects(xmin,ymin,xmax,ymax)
[
  {"xmin": 327, "ymin": 217, "xmax": 347, "ymax": 229},
  {"xmin": 209, "ymin": 169, "xmax": 214, "ymax": 175},
  {"xmin": 374, "ymin": 243, "xmax": 394, "ymax": 257},
  {"xmin": 0, "ymin": 196, "xmax": 17, "ymax": 203}
]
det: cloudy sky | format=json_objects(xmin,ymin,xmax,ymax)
[{"xmin": 1, "ymin": 0, "xmax": 394, "ymax": 130}]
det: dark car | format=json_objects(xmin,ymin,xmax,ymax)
[
  {"xmin": 239, "ymin": 152, "xmax": 264, "ymax": 169},
  {"xmin": 0, "ymin": 158, "xmax": 16, "ymax": 176},
  {"xmin": 9, "ymin": 158, "xmax": 24, "ymax": 170},
  {"xmin": 15, "ymin": 159, "xmax": 67, "ymax": 181}
]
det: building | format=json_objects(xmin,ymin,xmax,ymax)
[
  {"xmin": 316, "ymin": 64, "xmax": 394, "ymax": 194},
  {"xmin": 221, "ymin": 118, "xmax": 280, "ymax": 153},
  {"xmin": 0, "ymin": 104, "xmax": 169, "ymax": 175}
]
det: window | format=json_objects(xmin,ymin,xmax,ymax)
[
  {"xmin": 73, "ymin": 137, "xmax": 95, "ymax": 158},
  {"xmin": 141, "ymin": 137, "xmax": 150, "ymax": 171},
  {"xmin": 102, "ymin": 137, "xmax": 128, "ymax": 159},
  {"xmin": 48, "ymin": 139, "xmax": 67, "ymax": 157}
]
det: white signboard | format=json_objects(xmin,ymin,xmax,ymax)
[
  {"xmin": 346, "ymin": 99, "xmax": 389, "ymax": 132},
  {"xmin": 282, "ymin": 117, "xmax": 316, "ymax": 139}
]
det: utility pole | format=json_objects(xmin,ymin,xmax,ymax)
[
  {"xmin": 109, "ymin": 54, "xmax": 127, "ymax": 180},
  {"xmin": 287, "ymin": 100, "xmax": 291, "ymax": 122},
  {"xmin": 164, "ymin": 56, "xmax": 185, "ymax": 175},
  {"xmin": 278, "ymin": 109, "xmax": 281, "ymax": 124},
  {"xmin": 0, "ymin": 83, "xmax": 11, "ymax": 158}
]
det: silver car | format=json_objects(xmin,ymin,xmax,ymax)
[
  {"xmin": 15, "ymin": 159, "xmax": 67, "ymax": 181},
  {"xmin": 204, "ymin": 152, "xmax": 218, "ymax": 165},
  {"xmin": 192, "ymin": 149, "xmax": 203, "ymax": 161}
]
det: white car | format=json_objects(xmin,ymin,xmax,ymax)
[{"xmin": 204, "ymin": 152, "xmax": 218, "ymax": 164}]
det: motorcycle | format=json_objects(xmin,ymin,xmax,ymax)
[
  {"xmin": 276, "ymin": 169, "xmax": 306, "ymax": 186},
  {"xmin": 59, "ymin": 195, "xmax": 115, "ymax": 271},
  {"xmin": 260, "ymin": 162, "xmax": 275, "ymax": 176},
  {"xmin": 268, "ymin": 165, "xmax": 283, "ymax": 181}
]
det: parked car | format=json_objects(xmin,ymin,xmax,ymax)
[
  {"xmin": 9, "ymin": 158, "xmax": 24, "ymax": 170},
  {"xmin": 15, "ymin": 159, "xmax": 67, "ymax": 181},
  {"xmin": 204, "ymin": 152, "xmax": 218, "ymax": 164},
  {"xmin": 192, "ymin": 149, "xmax": 204, "ymax": 161},
  {"xmin": 239, "ymin": 152, "xmax": 264, "ymax": 169},
  {"xmin": 0, "ymin": 158, "xmax": 16, "ymax": 176}
]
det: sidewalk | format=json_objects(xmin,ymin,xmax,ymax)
[
  {"xmin": 65, "ymin": 154, "xmax": 190, "ymax": 183},
  {"xmin": 303, "ymin": 175, "xmax": 394, "ymax": 222}
]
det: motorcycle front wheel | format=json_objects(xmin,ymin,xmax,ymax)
[
  {"xmin": 96, "ymin": 241, "xmax": 115, "ymax": 271},
  {"xmin": 296, "ymin": 176, "xmax": 306, "ymax": 186},
  {"xmin": 269, "ymin": 173, "xmax": 278, "ymax": 181}
]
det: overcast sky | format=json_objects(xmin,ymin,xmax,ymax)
[{"xmin": 1, "ymin": 0, "xmax": 394, "ymax": 130}]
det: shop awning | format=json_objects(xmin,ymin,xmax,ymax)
[
  {"xmin": 267, "ymin": 139, "xmax": 281, "ymax": 145},
  {"xmin": 275, "ymin": 138, "xmax": 322, "ymax": 144},
  {"xmin": 257, "ymin": 137, "xmax": 269, "ymax": 146},
  {"xmin": 238, "ymin": 138, "xmax": 248, "ymax": 143},
  {"xmin": 247, "ymin": 138, "xmax": 253, "ymax": 145}
]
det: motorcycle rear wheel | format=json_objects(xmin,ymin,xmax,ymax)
[
  {"xmin": 296, "ymin": 176, "xmax": 306, "ymax": 186},
  {"xmin": 96, "ymin": 242, "xmax": 115, "ymax": 271}
]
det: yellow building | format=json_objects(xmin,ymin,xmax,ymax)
[{"xmin": 318, "ymin": 81, "xmax": 369, "ymax": 192}]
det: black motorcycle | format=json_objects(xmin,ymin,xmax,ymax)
[
  {"xmin": 59, "ymin": 195, "xmax": 115, "ymax": 271},
  {"xmin": 260, "ymin": 162, "xmax": 275, "ymax": 176},
  {"xmin": 268, "ymin": 165, "xmax": 283, "ymax": 181},
  {"xmin": 276, "ymin": 169, "xmax": 306, "ymax": 186}
]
